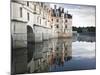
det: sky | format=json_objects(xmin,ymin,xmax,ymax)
[
  {"xmin": 72, "ymin": 41, "xmax": 95, "ymax": 58},
  {"xmin": 49, "ymin": 3, "xmax": 96, "ymax": 27}
]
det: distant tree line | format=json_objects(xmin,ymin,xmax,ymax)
[{"xmin": 72, "ymin": 26, "xmax": 96, "ymax": 33}]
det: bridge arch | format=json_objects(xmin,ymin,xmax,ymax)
[
  {"xmin": 27, "ymin": 25, "xmax": 35, "ymax": 62},
  {"xmin": 27, "ymin": 25, "xmax": 35, "ymax": 42}
]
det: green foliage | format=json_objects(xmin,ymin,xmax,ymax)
[{"xmin": 72, "ymin": 26, "xmax": 96, "ymax": 33}]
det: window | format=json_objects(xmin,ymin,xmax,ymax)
[
  {"xmin": 39, "ymin": 8, "xmax": 41, "ymax": 14},
  {"xmin": 14, "ymin": 24, "xmax": 16, "ymax": 32},
  {"xmin": 27, "ymin": 13, "xmax": 30, "ymax": 21},
  {"xmin": 50, "ymin": 48, "xmax": 53, "ymax": 50},
  {"xmin": 65, "ymin": 47, "xmax": 67, "ymax": 50},
  {"xmin": 65, "ymin": 25, "xmax": 67, "ymax": 28},
  {"xmin": 20, "ymin": 7, "xmax": 22, "ymax": 17},
  {"xmin": 65, "ymin": 53, "xmax": 67, "ymax": 56},
  {"xmin": 56, "ymin": 24, "xmax": 59, "ymax": 28},
  {"xmin": 27, "ymin": 2, "xmax": 29, "ymax": 6},
  {"xmin": 56, "ymin": 53, "xmax": 58, "ymax": 56},
  {"xmin": 34, "ymin": 5, "xmax": 36, "ymax": 11},
  {"xmin": 44, "ymin": 5, "xmax": 46, "ymax": 10},
  {"xmin": 41, "ymin": 3, "xmax": 43, "ymax": 7},
  {"xmin": 40, "ymin": 19, "xmax": 41, "ymax": 24},
  {"xmin": 65, "ymin": 19, "xmax": 68, "ymax": 22},
  {"xmin": 56, "ymin": 47, "xmax": 59, "ymax": 50},
  {"xmin": 37, "ymin": 17, "xmax": 39, "ymax": 23},
  {"xmin": 51, "ymin": 26, "xmax": 52, "ymax": 28},
  {"xmin": 51, "ymin": 19, "xmax": 53, "ymax": 21},
  {"xmin": 56, "ymin": 19, "xmax": 59, "ymax": 22}
]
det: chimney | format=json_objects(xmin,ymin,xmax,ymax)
[
  {"xmin": 62, "ymin": 8, "xmax": 64, "ymax": 13},
  {"xmin": 54, "ymin": 5, "xmax": 56, "ymax": 9},
  {"xmin": 59, "ymin": 7, "xmax": 61, "ymax": 11}
]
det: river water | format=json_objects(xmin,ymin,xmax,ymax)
[{"xmin": 12, "ymin": 34, "xmax": 96, "ymax": 74}]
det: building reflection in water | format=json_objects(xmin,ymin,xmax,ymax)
[
  {"xmin": 11, "ymin": 48, "xmax": 28, "ymax": 75},
  {"xmin": 27, "ymin": 38, "xmax": 72, "ymax": 73},
  {"xmin": 13, "ymin": 35, "xmax": 95, "ymax": 74}
]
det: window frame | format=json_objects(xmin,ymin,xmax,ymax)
[
  {"xmin": 20, "ymin": 7, "xmax": 22, "ymax": 17},
  {"xmin": 27, "ymin": 2, "xmax": 29, "ymax": 6},
  {"xmin": 27, "ymin": 12, "xmax": 30, "ymax": 21}
]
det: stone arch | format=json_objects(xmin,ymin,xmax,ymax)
[
  {"xmin": 27, "ymin": 25, "xmax": 35, "ymax": 42},
  {"xmin": 27, "ymin": 25, "xmax": 35, "ymax": 62}
]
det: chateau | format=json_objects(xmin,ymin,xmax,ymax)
[
  {"xmin": 11, "ymin": 0, "xmax": 72, "ymax": 74},
  {"xmin": 11, "ymin": 0, "xmax": 72, "ymax": 44}
]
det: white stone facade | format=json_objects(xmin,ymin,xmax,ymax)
[
  {"xmin": 27, "ymin": 38, "xmax": 72, "ymax": 73},
  {"xmin": 11, "ymin": 0, "xmax": 72, "ymax": 44},
  {"xmin": 11, "ymin": 1, "xmax": 73, "ymax": 74},
  {"xmin": 51, "ymin": 5, "xmax": 72, "ymax": 38}
]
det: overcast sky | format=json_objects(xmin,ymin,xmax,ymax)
[{"xmin": 50, "ymin": 3, "xmax": 96, "ymax": 27}]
